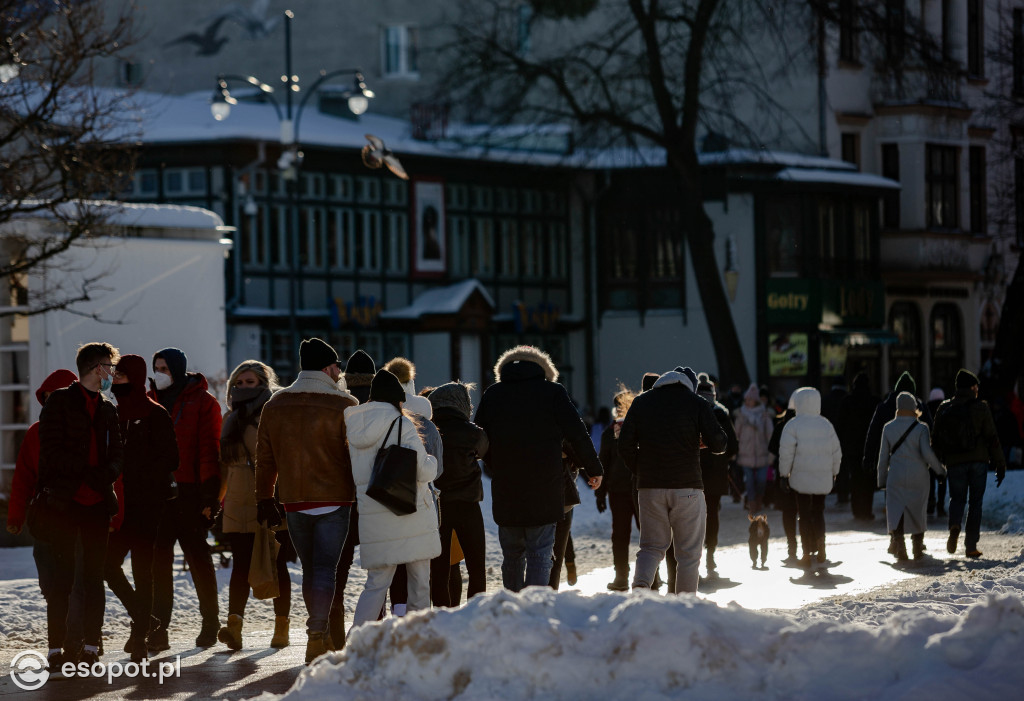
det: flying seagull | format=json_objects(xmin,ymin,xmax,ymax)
[
  {"xmin": 164, "ymin": 16, "xmax": 230, "ymax": 56},
  {"xmin": 361, "ymin": 134, "xmax": 409, "ymax": 180},
  {"xmin": 213, "ymin": 0, "xmax": 282, "ymax": 41}
]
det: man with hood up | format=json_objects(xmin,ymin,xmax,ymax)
[
  {"xmin": 839, "ymin": 372, "xmax": 879, "ymax": 520},
  {"xmin": 619, "ymin": 368, "xmax": 727, "ymax": 594},
  {"xmin": 861, "ymin": 372, "xmax": 931, "ymax": 524},
  {"xmin": 474, "ymin": 346, "xmax": 603, "ymax": 592},
  {"xmin": 149, "ymin": 347, "xmax": 223, "ymax": 650}
]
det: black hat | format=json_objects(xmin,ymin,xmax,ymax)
[
  {"xmin": 641, "ymin": 372, "xmax": 659, "ymax": 392},
  {"xmin": 955, "ymin": 368, "xmax": 979, "ymax": 391},
  {"xmin": 369, "ymin": 369, "xmax": 405, "ymax": 405},
  {"xmin": 299, "ymin": 338, "xmax": 338, "ymax": 372},
  {"xmin": 344, "ymin": 349, "xmax": 376, "ymax": 376},
  {"xmin": 894, "ymin": 371, "xmax": 916, "ymax": 395}
]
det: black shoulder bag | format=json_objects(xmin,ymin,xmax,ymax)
[
  {"xmin": 366, "ymin": 414, "xmax": 419, "ymax": 515},
  {"xmin": 889, "ymin": 422, "xmax": 918, "ymax": 458}
]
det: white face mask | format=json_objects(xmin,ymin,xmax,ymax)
[{"xmin": 152, "ymin": 372, "xmax": 173, "ymax": 391}]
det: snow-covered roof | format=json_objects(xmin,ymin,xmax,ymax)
[
  {"xmin": 773, "ymin": 167, "xmax": 900, "ymax": 190},
  {"xmin": 379, "ymin": 278, "xmax": 495, "ymax": 320},
  {"xmin": 81, "ymin": 201, "xmax": 227, "ymax": 229}
]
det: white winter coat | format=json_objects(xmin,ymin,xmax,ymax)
[
  {"xmin": 876, "ymin": 416, "xmax": 945, "ymax": 534},
  {"xmin": 778, "ymin": 388, "xmax": 842, "ymax": 495},
  {"xmin": 345, "ymin": 402, "xmax": 441, "ymax": 570}
]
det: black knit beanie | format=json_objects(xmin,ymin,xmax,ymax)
[
  {"xmin": 369, "ymin": 369, "xmax": 405, "ymax": 406},
  {"xmin": 641, "ymin": 373, "xmax": 659, "ymax": 392},
  {"xmin": 429, "ymin": 382, "xmax": 473, "ymax": 420},
  {"xmin": 955, "ymin": 368, "xmax": 979, "ymax": 391},
  {"xmin": 299, "ymin": 338, "xmax": 338, "ymax": 372},
  {"xmin": 894, "ymin": 371, "xmax": 916, "ymax": 395}
]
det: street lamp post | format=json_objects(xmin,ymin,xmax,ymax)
[{"xmin": 211, "ymin": 9, "xmax": 374, "ymax": 375}]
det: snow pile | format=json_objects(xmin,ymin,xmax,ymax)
[{"xmin": 263, "ymin": 584, "xmax": 1024, "ymax": 701}]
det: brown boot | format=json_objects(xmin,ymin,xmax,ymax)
[
  {"xmin": 270, "ymin": 616, "xmax": 289, "ymax": 649},
  {"xmin": 894, "ymin": 536, "xmax": 909, "ymax": 562},
  {"xmin": 305, "ymin": 631, "xmax": 328, "ymax": 665},
  {"xmin": 911, "ymin": 533, "xmax": 925, "ymax": 560},
  {"xmin": 217, "ymin": 614, "xmax": 243, "ymax": 651}
]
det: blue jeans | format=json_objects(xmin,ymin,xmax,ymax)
[
  {"xmin": 286, "ymin": 506, "xmax": 351, "ymax": 635},
  {"xmin": 498, "ymin": 523, "xmax": 557, "ymax": 592},
  {"xmin": 743, "ymin": 466, "xmax": 768, "ymax": 507},
  {"xmin": 946, "ymin": 462, "xmax": 989, "ymax": 550}
]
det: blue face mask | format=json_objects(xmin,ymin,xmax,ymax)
[{"xmin": 100, "ymin": 375, "xmax": 113, "ymax": 393}]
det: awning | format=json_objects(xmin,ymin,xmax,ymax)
[{"xmin": 820, "ymin": 328, "xmax": 899, "ymax": 346}]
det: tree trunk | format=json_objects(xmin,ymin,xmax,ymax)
[
  {"xmin": 988, "ymin": 247, "xmax": 1024, "ymax": 397},
  {"xmin": 683, "ymin": 187, "xmax": 752, "ymax": 387}
]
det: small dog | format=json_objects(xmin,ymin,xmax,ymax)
[{"xmin": 748, "ymin": 513, "xmax": 770, "ymax": 569}]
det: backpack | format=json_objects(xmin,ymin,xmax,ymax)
[{"xmin": 934, "ymin": 400, "xmax": 977, "ymax": 455}]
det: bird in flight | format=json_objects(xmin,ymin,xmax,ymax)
[
  {"xmin": 362, "ymin": 134, "xmax": 409, "ymax": 180},
  {"xmin": 164, "ymin": 16, "xmax": 230, "ymax": 56}
]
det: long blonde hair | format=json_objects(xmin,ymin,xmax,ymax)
[
  {"xmin": 613, "ymin": 383, "xmax": 636, "ymax": 419},
  {"xmin": 226, "ymin": 359, "xmax": 280, "ymax": 408}
]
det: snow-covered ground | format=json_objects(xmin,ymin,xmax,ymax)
[{"xmin": 2, "ymin": 473, "xmax": 1023, "ymax": 699}]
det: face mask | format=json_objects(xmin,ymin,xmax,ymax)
[
  {"xmin": 153, "ymin": 373, "xmax": 173, "ymax": 391},
  {"xmin": 230, "ymin": 386, "xmax": 265, "ymax": 405},
  {"xmin": 100, "ymin": 376, "xmax": 113, "ymax": 393},
  {"xmin": 111, "ymin": 383, "xmax": 132, "ymax": 399}
]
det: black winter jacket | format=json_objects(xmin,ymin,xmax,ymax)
[
  {"xmin": 432, "ymin": 407, "xmax": 489, "ymax": 503},
  {"xmin": 700, "ymin": 400, "xmax": 739, "ymax": 496},
  {"xmin": 475, "ymin": 360, "xmax": 602, "ymax": 527},
  {"xmin": 38, "ymin": 383, "xmax": 124, "ymax": 506},
  {"xmin": 596, "ymin": 422, "xmax": 632, "ymax": 496},
  {"xmin": 862, "ymin": 391, "xmax": 932, "ymax": 473},
  {"xmin": 618, "ymin": 375, "xmax": 728, "ymax": 489},
  {"xmin": 121, "ymin": 406, "xmax": 179, "ymax": 504}
]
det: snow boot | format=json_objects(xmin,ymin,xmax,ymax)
[
  {"xmin": 566, "ymin": 562, "xmax": 578, "ymax": 586},
  {"xmin": 947, "ymin": 526, "xmax": 960, "ymax": 554},
  {"xmin": 607, "ymin": 572, "xmax": 629, "ymax": 591},
  {"xmin": 147, "ymin": 627, "xmax": 170, "ymax": 653},
  {"xmin": 911, "ymin": 533, "xmax": 925, "ymax": 560},
  {"xmin": 305, "ymin": 631, "xmax": 328, "ymax": 665},
  {"xmin": 894, "ymin": 536, "xmax": 909, "ymax": 562},
  {"xmin": 887, "ymin": 534, "xmax": 897, "ymax": 555},
  {"xmin": 217, "ymin": 614, "xmax": 243, "ymax": 651},
  {"xmin": 270, "ymin": 616, "xmax": 290, "ymax": 648},
  {"xmin": 196, "ymin": 619, "xmax": 219, "ymax": 648}
]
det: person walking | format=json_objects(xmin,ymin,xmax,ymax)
[
  {"xmin": 103, "ymin": 354, "xmax": 179, "ymax": 662},
  {"xmin": 839, "ymin": 373, "xmax": 880, "ymax": 520},
  {"xmin": 217, "ymin": 360, "xmax": 295, "ymax": 651},
  {"xmin": 255, "ymin": 338, "xmax": 358, "ymax": 664},
  {"xmin": 732, "ymin": 384, "xmax": 774, "ymax": 513},
  {"xmin": 876, "ymin": 392, "xmax": 945, "ymax": 561},
  {"xmin": 475, "ymin": 346, "xmax": 602, "ymax": 592},
  {"xmin": 346, "ymin": 370, "xmax": 440, "ymax": 626},
  {"xmin": 696, "ymin": 379, "xmax": 738, "ymax": 575},
  {"xmin": 596, "ymin": 387, "xmax": 638, "ymax": 591},
  {"xmin": 926, "ymin": 387, "xmax": 948, "ymax": 517},
  {"xmin": 149, "ymin": 347, "xmax": 223, "ymax": 650},
  {"xmin": 932, "ymin": 369, "xmax": 1006, "ymax": 558},
  {"xmin": 428, "ymin": 381, "xmax": 489, "ymax": 607},
  {"xmin": 619, "ymin": 369, "xmax": 727, "ymax": 594},
  {"xmin": 38, "ymin": 343, "xmax": 124, "ymax": 671},
  {"xmin": 777, "ymin": 387, "xmax": 842, "ymax": 571},
  {"xmin": 768, "ymin": 395, "xmax": 798, "ymax": 563}
]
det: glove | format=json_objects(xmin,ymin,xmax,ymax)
[
  {"xmin": 996, "ymin": 468, "xmax": 1005, "ymax": 488},
  {"xmin": 257, "ymin": 498, "xmax": 283, "ymax": 528},
  {"xmin": 596, "ymin": 495, "xmax": 607, "ymax": 513}
]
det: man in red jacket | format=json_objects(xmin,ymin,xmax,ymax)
[{"xmin": 148, "ymin": 347, "xmax": 223, "ymax": 650}]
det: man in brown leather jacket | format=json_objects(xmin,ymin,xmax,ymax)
[{"xmin": 255, "ymin": 338, "xmax": 358, "ymax": 664}]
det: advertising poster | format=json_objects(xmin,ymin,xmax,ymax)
[{"xmin": 769, "ymin": 333, "xmax": 808, "ymax": 377}]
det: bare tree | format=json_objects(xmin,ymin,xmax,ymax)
[{"xmin": 1, "ymin": 0, "xmax": 138, "ymax": 318}]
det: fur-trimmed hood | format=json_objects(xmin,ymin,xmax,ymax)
[
  {"xmin": 493, "ymin": 345, "xmax": 559, "ymax": 383},
  {"xmin": 277, "ymin": 370, "xmax": 357, "ymax": 403},
  {"xmin": 653, "ymin": 371, "xmax": 694, "ymax": 392}
]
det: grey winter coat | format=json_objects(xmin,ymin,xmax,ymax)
[{"xmin": 876, "ymin": 417, "xmax": 945, "ymax": 534}]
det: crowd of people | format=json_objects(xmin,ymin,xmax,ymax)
[{"xmin": 4, "ymin": 338, "xmax": 1012, "ymax": 672}]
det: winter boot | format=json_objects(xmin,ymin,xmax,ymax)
[
  {"xmin": 887, "ymin": 534, "xmax": 897, "ymax": 555},
  {"xmin": 784, "ymin": 540, "xmax": 798, "ymax": 565},
  {"xmin": 270, "ymin": 616, "xmax": 290, "ymax": 648},
  {"xmin": 217, "ymin": 614, "xmax": 243, "ymax": 651},
  {"xmin": 147, "ymin": 627, "xmax": 170, "ymax": 653},
  {"xmin": 305, "ymin": 631, "xmax": 328, "ymax": 665},
  {"xmin": 894, "ymin": 536, "xmax": 909, "ymax": 561},
  {"xmin": 196, "ymin": 619, "xmax": 219, "ymax": 648},
  {"xmin": 911, "ymin": 533, "xmax": 925, "ymax": 560},
  {"xmin": 706, "ymin": 547, "xmax": 717, "ymax": 573},
  {"xmin": 566, "ymin": 562, "xmax": 578, "ymax": 586},
  {"xmin": 946, "ymin": 526, "xmax": 960, "ymax": 554},
  {"xmin": 816, "ymin": 537, "xmax": 826, "ymax": 564},
  {"xmin": 607, "ymin": 572, "xmax": 629, "ymax": 591},
  {"xmin": 797, "ymin": 553, "xmax": 812, "ymax": 570},
  {"xmin": 327, "ymin": 607, "xmax": 346, "ymax": 651}
]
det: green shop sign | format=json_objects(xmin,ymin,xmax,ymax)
[
  {"xmin": 765, "ymin": 279, "xmax": 884, "ymax": 327},
  {"xmin": 765, "ymin": 279, "xmax": 819, "ymax": 324}
]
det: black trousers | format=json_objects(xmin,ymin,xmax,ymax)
[
  {"xmin": 104, "ymin": 501, "xmax": 165, "ymax": 629},
  {"xmin": 226, "ymin": 530, "xmax": 294, "ymax": 617},
  {"xmin": 548, "ymin": 509, "xmax": 574, "ymax": 590},
  {"xmin": 152, "ymin": 494, "xmax": 219, "ymax": 629},
  {"xmin": 779, "ymin": 488, "xmax": 798, "ymax": 552},
  {"xmin": 795, "ymin": 492, "xmax": 827, "ymax": 555},
  {"xmin": 47, "ymin": 501, "xmax": 109, "ymax": 649},
  {"xmin": 850, "ymin": 468, "xmax": 876, "ymax": 519},
  {"xmin": 609, "ymin": 491, "xmax": 638, "ymax": 575},
  {"xmin": 430, "ymin": 500, "xmax": 487, "ymax": 607},
  {"xmin": 704, "ymin": 493, "xmax": 722, "ymax": 550}
]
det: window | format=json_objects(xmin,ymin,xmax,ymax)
[
  {"xmin": 889, "ymin": 302, "xmax": 921, "ymax": 387},
  {"xmin": 449, "ymin": 216, "xmax": 470, "ymax": 276},
  {"xmin": 118, "ymin": 59, "xmax": 143, "ymax": 87},
  {"xmin": 885, "ymin": 0, "xmax": 905, "ymax": 64},
  {"xmin": 136, "ymin": 170, "xmax": 158, "ymax": 196},
  {"xmin": 925, "ymin": 144, "xmax": 959, "ymax": 229},
  {"xmin": 499, "ymin": 220, "xmax": 518, "ymax": 278},
  {"xmin": 851, "ymin": 201, "xmax": 871, "ymax": 272},
  {"xmin": 328, "ymin": 208, "xmax": 354, "ymax": 271},
  {"xmin": 930, "ymin": 303, "xmax": 963, "ymax": 391},
  {"xmin": 327, "ymin": 175, "xmax": 353, "ymax": 202},
  {"xmin": 969, "ymin": 146, "xmax": 987, "ymax": 234},
  {"xmin": 839, "ymin": 0, "xmax": 859, "ymax": 63},
  {"xmin": 548, "ymin": 222, "xmax": 567, "ymax": 279},
  {"xmin": 300, "ymin": 208, "xmax": 325, "ymax": 269},
  {"xmin": 841, "ymin": 133, "xmax": 860, "ymax": 170},
  {"xmin": 1015, "ymin": 10, "xmax": 1024, "ymax": 96},
  {"xmin": 268, "ymin": 206, "xmax": 285, "ymax": 266},
  {"xmin": 818, "ymin": 200, "xmax": 841, "ymax": 275},
  {"xmin": 472, "ymin": 218, "xmax": 495, "ymax": 277},
  {"xmin": 967, "ymin": 0, "xmax": 984, "ymax": 76},
  {"xmin": 382, "ymin": 25, "xmax": 418, "ymax": 77},
  {"xmin": 384, "ymin": 212, "xmax": 408, "ymax": 274},
  {"xmin": 941, "ymin": 0, "xmax": 953, "ymax": 62},
  {"xmin": 239, "ymin": 205, "xmax": 266, "ymax": 267},
  {"xmin": 881, "ymin": 144, "xmax": 900, "ymax": 228},
  {"xmin": 357, "ymin": 211, "xmax": 381, "ymax": 272},
  {"xmin": 765, "ymin": 198, "xmax": 801, "ymax": 276}
]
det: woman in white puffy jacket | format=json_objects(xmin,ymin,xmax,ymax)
[
  {"xmin": 345, "ymin": 370, "xmax": 440, "ymax": 626},
  {"xmin": 778, "ymin": 387, "xmax": 842, "ymax": 570}
]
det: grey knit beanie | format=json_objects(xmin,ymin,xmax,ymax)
[{"xmin": 428, "ymin": 382, "xmax": 473, "ymax": 420}]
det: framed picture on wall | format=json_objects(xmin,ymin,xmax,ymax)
[{"xmin": 412, "ymin": 178, "xmax": 446, "ymax": 275}]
